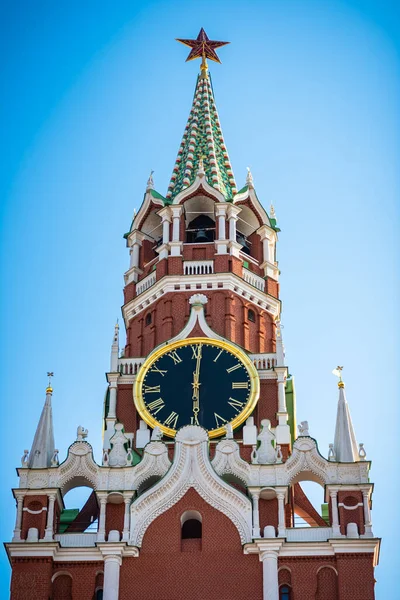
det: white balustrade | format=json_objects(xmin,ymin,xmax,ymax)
[
  {"xmin": 250, "ymin": 354, "xmax": 277, "ymax": 370},
  {"xmin": 286, "ymin": 527, "xmax": 333, "ymax": 542},
  {"xmin": 118, "ymin": 358, "xmax": 144, "ymax": 376},
  {"xmin": 183, "ymin": 260, "xmax": 214, "ymax": 276},
  {"xmin": 242, "ymin": 267, "xmax": 265, "ymax": 292},
  {"xmin": 54, "ymin": 533, "xmax": 98, "ymax": 547},
  {"xmin": 136, "ymin": 271, "xmax": 156, "ymax": 295}
]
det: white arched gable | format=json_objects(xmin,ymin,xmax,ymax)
[{"xmin": 129, "ymin": 426, "xmax": 252, "ymax": 546}]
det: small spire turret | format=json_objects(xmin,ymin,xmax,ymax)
[
  {"xmin": 332, "ymin": 368, "xmax": 359, "ymax": 462},
  {"xmin": 110, "ymin": 321, "xmax": 119, "ymax": 372},
  {"xmin": 28, "ymin": 377, "xmax": 55, "ymax": 469}
]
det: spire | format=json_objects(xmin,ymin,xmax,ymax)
[
  {"xmin": 110, "ymin": 321, "xmax": 119, "ymax": 372},
  {"xmin": 28, "ymin": 377, "xmax": 55, "ymax": 469},
  {"xmin": 332, "ymin": 368, "xmax": 358, "ymax": 462},
  {"xmin": 167, "ymin": 29, "xmax": 236, "ymax": 200}
]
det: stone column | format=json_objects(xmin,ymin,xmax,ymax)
[
  {"xmin": 97, "ymin": 495, "xmax": 107, "ymax": 542},
  {"xmin": 330, "ymin": 490, "xmax": 341, "ymax": 536},
  {"xmin": 103, "ymin": 554, "xmax": 122, "ymax": 600},
  {"xmin": 170, "ymin": 205, "xmax": 184, "ymax": 256},
  {"xmin": 157, "ymin": 207, "xmax": 171, "ymax": 260},
  {"xmin": 128, "ymin": 231, "xmax": 144, "ymax": 282},
  {"xmin": 12, "ymin": 494, "xmax": 24, "ymax": 542},
  {"xmin": 276, "ymin": 369, "xmax": 287, "ymax": 413},
  {"xmin": 43, "ymin": 493, "xmax": 56, "ymax": 541},
  {"xmin": 130, "ymin": 244, "xmax": 140, "ymax": 269},
  {"xmin": 251, "ymin": 491, "xmax": 261, "ymax": 538},
  {"xmin": 277, "ymin": 492, "xmax": 286, "ymax": 538},
  {"xmin": 362, "ymin": 490, "xmax": 373, "ymax": 537},
  {"xmin": 260, "ymin": 549, "xmax": 280, "ymax": 600},
  {"xmin": 214, "ymin": 204, "xmax": 228, "ymax": 254},
  {"xmin": 227, "ymin": 205, "xmax": 242, "ymax": 257},
  {"xmin": 122, "ymin": 497, "xmax": 131, "ymax": 542}
]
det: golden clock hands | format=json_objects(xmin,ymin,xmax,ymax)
[{"xmin": 192, "ymin": 344, "xmax": 202, "ymax": 424}]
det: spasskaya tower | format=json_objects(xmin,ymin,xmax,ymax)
[{"xmin": 7, "ymin": 29, "xmax": 380, "ymax": 600}]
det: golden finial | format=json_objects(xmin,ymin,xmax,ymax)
[
  {"xmin": 46, "ymin": 371, "xmax": 54, "ymax": 393},
  {"xmin": 332, "ymin": 366, "xmax": 344, "ymax": 388}
]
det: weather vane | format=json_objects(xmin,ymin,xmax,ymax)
[
  {"xmin": 47, "ymin": 371, "xmax": 54, "ymax": 391},
  {"xmin": 332, "ymin": 366, "xmax": 344, "ymax": 387},
  {"xmin": 176, "ymin": 28, "xmax": 229, "ymax": 72}
]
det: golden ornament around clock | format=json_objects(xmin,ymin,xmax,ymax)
[{"xmin": 134, "ymin": 337, "xmax": 260, "ymax": 438}]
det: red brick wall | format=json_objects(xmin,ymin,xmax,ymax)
[
  {"xmin": 119, "ymin": 488, "xmax": 262, "ymax": 600},
  {"xmin": 105, "ymin": 503, "xmax": 125, "ymax": 538},
  {"xmin": 336, "ymin": 554, "xmax": 375, "ymax": 599},
  {"xmin": 52, "ymin": 563, "xmax": 104, "ymax": 600},
  {"xmin": 338, "ymin": 491, "xmax": 364, "ymax": 535},
  {"xmin": 11, "ymin": 558, "xmax": 53, "ymax": 600},
  {"xmin": 259, "ymin": 497, "xmax": 278, "ymax": 533},
  {"xmin": 315, "ymin": 566, "xmax": 338, "ymax": 600},
  {"xmin": 21, "ymin": 495, "xmax": 48, "ymax": 540}
]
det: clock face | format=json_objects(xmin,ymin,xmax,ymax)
[{"xmin": 134, "ymin": 338, "xmax": 259, "ymax": 438}]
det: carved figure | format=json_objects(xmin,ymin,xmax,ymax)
[
  {"xmin": 151, "ymin": 426, "xmax": 163, "ymax": 441},
  {"xmin": 21, "ymin": 450, "xmax": 29, "ymax": 466},
  {"xmin": 126, "ymin": 447, "xmax": 134, "ymax": 466},
  {"xmin": 76, "ymin": 426, "xmax": 88, "ymax": 441},
  {"xmin": 102, "ymin": 448, "xmax": 109, "ymax": 465},
  {"xmin": 275, "ymin": 444, "xmax": 283, "ymax": 464},
  {"xmin": 225, "ymin": 423, "xmax": 233, "ymax": 439},
  {"xmin": 50, "ymin": 449, "xmax": 59, "ymax": 467},
  {"xmin": 328, "ymin": 443, "xmax": 336, "ymax": 461},
  {"xmin": 109, "ymin": 423, "xmax": 129, "ymax": 467},
  {"xmin": 256, "ymin": 419, "xmax": 276, "ymax": 464},
  {"xmin": 298, "ymin": 421, "xmax": 309, "ymax": 437}
]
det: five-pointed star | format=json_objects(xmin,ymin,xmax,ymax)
[{"xmin": 176, "ymin": 28, "xmax": 229, "ymax": 64}]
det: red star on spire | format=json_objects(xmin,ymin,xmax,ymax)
[{"xmin": 176, "ymin": 28, "xmax": 229, "ymax": 64}]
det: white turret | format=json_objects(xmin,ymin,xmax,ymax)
[
  {"xmin": 333, "ymin": 375, "xmax": 358, "ymax": 462},
  {"xmin": 110, "ymin": 321, "xmax": 119, "ymax": 372},
  {"xmin": 28, "ymin": 382, "xmax": 55, "ymax": 469}
]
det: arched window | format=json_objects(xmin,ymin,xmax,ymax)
[
  {"xmin": 248, "ymin": 309, "xmax": 256, "ymax": 323},
  {"xmin": 52, "ymin": 573, "xmax": 72, "ymax": 600},
  {"xmin": 279, "ymin": 585, "xmax": 291, "ymax": 600},
  {"xmin": 95, "ymin": 591, "xmax": 103, "ymax": 600},
  {"xmin": 145, "ymin": 313, "xmax": 152, "ymax": 327},
  {"xmin": 181, "ymin": 510, "xmax": 202, "ymax": 551},
  {"xmin": 182, "ymin": 519, "xmax": 202, "ymax": 539},
  {"xmin": 186, "ymin": 215, "xmax": 215, "ymax": 243}
]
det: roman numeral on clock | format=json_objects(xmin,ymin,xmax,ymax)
[
  {"xmin": 191, "ymin": 345, "xmax": 202, "ymax": 359},
  {"xmin": 164, "ymin": 411, "xmax": 179, "ymax": 428},
  {"xmin": 144, "ymin": 385, "xmax": 161, "ymax": 394},
  {"xmin": 150, "ymin": 365, "xmax": 168, "ymax": 376},
  {"xmin": 146, "ymin": 398, "xmax": 165, "ymax": 415},
  {"xmin": 232, "ymin": 382, "xmax": 248, "ymax": 389},
  {"xmin": 167, "ymin": 351, "xmax": 182, "ymax": 365},
  {"xmin": 214, "ymin": 413, "xmax": 228, "ymax": 428},
  {"xmin": 227, "ymin": 363, "xmax": 241, "ymax": 373},
  {"xmin": 228, "ymin": 398, "xmax": 245, "ymax": 412}
]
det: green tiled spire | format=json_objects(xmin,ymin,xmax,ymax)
[{"xmin": 166, "ymin": 68, "xmax": 237, "ymax": 200}]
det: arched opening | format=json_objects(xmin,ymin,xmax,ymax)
[
  {"xmin": 145, "ymin": 312, "xmax": 152, "ymax": 327},
  {"xmin": 181, "ymin": 510, "xmax": 202, "ymax": 552},
  {"xmin": 60, "ymin": 486, "xmax": 98, "ymax": 534},
  {"xmin": 248, "ymin": 308, "xmax": 256, "ymax": 323},
  {"xmin": 316, "ymin": 566, "xmax": 338, "ymax": 600},
  {"xmin": 52, "ymin": 572, "xmax": 72, "ymax": 600},
  {"xmin": 186, "ymin": 214, "xmax": 215, "ymax": 243},
  {"xmin": 94, "ymin": 571, "xmax": 104, "ymax": 600},
  {"xmin": 289, "ymin": 478, "xmax": 327, "ymax": 528},
  {"xmin": 236, "ymin": 205, "xmax": 260, "ymax": 258}
]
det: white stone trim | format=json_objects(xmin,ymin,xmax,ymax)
[
  {"xmin": 130, "ymin": 426, "xmax": 252, "ymax": 547},
  {"xmin": 122, "ymin": 272, "xmax": 281, "ymax": 323}
]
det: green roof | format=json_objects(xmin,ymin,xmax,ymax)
[{"xmin": 166, "ymin": 70, "xmax": 237, "ymax": 200}]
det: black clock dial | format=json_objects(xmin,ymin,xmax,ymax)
[{"xmin": 136, "ymin": 339, "xmax": 257, "ymax": 436}]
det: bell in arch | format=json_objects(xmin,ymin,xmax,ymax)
[{"xmin": 194, "ymin": 228, "xmax": 209, "ymax": 242}]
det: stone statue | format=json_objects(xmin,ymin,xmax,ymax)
[
  {"xmin": 77, "ymin": 426, "xmax": 88, "ymax": 441},
  {"xmin": 256, "ymin": 419, "xmax": 276, "ymax": 464},
  {"xmin": 109, "ymin": 423, "xmax": 129, "ymax": 467},
  {"xmin": 21, "ymin": 450, "xmax": 29, "ymax": 466},
  {"xmin": 151, "ymin": 426, "xmax": 163, "ymax": 441},
  {"xmin": 50, "ymin": 449, "xmax": 59, "ymax": 467},
  {"xmin": 328, "ymin": 443, "xmax": 336, "ymax": 461},
  {"xmin": 298, "ymin": 421, "xmax": 309, "ymax": 437},
  {"xmin": 225, "ymin": 423, "xmax": 233, "ymax": 439}
]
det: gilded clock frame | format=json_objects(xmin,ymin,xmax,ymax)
[{"xmin": 133, "ymin": 337, "xmax": 260, "ymax": 439}]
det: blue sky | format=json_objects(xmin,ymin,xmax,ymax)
[{"xmin": 0, "ymin": 0, "xmax": 399, "ymax": 596}]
